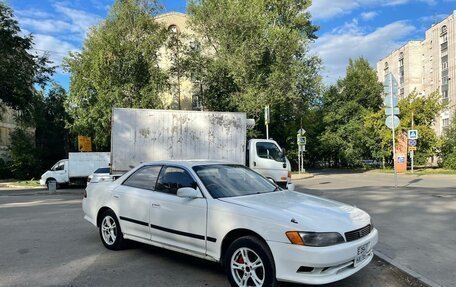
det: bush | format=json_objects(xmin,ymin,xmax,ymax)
[
  {"xmin": 443, "ymin": 152, "xmax": 456, "ymax": 170},
  {"xmin": 0, "ymin": 158, "xmax": 12, "ymax": 179}
]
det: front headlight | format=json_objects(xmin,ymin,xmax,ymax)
[{"xmin": 286, "ymin": 231, "xmax": 345, "ymax": 247}]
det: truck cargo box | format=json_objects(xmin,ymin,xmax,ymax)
[
  {"xmin": 111, "ymin": 109, "xmax": 247, "ymax": 173},
  {"xmin": 68, "ymin": 152, "xmax": 111, "ymax": 178}
]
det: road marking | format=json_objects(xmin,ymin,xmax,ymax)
[{"xmin": 0, "ymin": 199, "xmax": 81, "ymax": 208}]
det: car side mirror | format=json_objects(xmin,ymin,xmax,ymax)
[
  {"xmin": 281, "ymin": 148, "xmax": 286, "ymax": 163},
  {"xmin": 177, "ymin": 187, "xmax": 202, "ymax": 199}
]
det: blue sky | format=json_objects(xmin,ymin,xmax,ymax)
[{"xmin": 6, "ymin": 0, "xmax": 456, "ymax": 89}]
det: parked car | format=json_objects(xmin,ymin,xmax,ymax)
[
  {"xmin": 87, "ymin": 167, "xmax": 112, "ymax": 185},
  {"xmin": 82, "ymin": 161, "xmax": 378, "ymax": 286}
]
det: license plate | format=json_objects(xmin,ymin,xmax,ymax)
[{"xmin": 354, "ymin": 242, "xmax": 370, "ymax": 267}]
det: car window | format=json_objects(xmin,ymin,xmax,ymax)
[
  {"xmin": 55, "ymin": 162, "xmax": 65, "ymax": 171},
  {"xmin": 156, "ymin": 167, "xmax": 196, "ymax": 195},
  {"xmin": 94, "ymin": 167, "xmax": 110, "ymax": 173},
  {"xmin": 256, "ymin": 142, "xmax": 284, "ymax": 162},
  {"xmin": 123, "ymin": 165, "xmax": 162, "ymax": 190},
  {"xmin": 193, "ymin": 164, "xmax": 278, "ymax": 198}
]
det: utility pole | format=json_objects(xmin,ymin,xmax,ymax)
[
  {"xmin": 411, "ymin": 112, "xmax": 415, "ymax": 174},
  {"xmin": 390, "ymin": 75, "xmax": 398, "ymax": 189}
]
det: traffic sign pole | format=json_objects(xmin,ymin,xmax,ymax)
[
  {"xmin": 411, "ymin": 112, "xmax": 414, "ymax": 174},
  {"xmin": 390, "ymin": 74, "xmax": 398, "ymax": 189}
]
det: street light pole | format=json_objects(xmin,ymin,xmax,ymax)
[{"xmin": 390, "ymin": 75, "xmax": 398, "ymax": 189}]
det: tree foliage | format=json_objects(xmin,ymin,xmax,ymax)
[
  {"xmin": 186, "ymin": 0, "xmax": 322, "ymax": 148},
  {"xmin": 8, "ymin": 128, "xmax": 39, "ymax": 179},
  {"xmin": 65, "ymin": 0, "xmax": 168, "ymax": 150},
  {"xmin": 319, "ymin": 58, "xmax": 383, "ymax": 167},
  {"xmin": 0, "ymin": 2, "xmax": 54, "ymax": 118},
  {"xmin": 35, "ymin": 84, "xmax": 71, "ymax": 170},
  {"xmin": 441, "ymin": 115, "xmax": 456, "ymax": 169}
]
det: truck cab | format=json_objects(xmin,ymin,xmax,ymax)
[
  {"xmin": 40, "ymin": 159, "xmax": 69, "ymax": 186},
  {"xmin": 247, "ymin": 139, "xmax": 293, "ymax": 190}
]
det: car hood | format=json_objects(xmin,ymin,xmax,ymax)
[{"xmin": 219, "ymin": 191, "xmax": 370, "ymax": 232}]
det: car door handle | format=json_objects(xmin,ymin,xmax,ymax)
[
  {"xmin": 151, "ymin": 203, "xmax": 160, "ymax": 208},
  {"xmin": 113, "ymin": 194, "xmax": 120, "ymax": 198}
]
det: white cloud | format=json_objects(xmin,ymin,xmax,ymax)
[
  {"xmin": 14, "ymin": 3, "xmax": 103, "ymax": 71},
  {"xmin": 312, "ymin": 21, "xmax": 416, "ymax": 84},
  {"xmin": 19, "ymin": 18, "xmax": 79, "ymax": 34},
  {"xmin": 32, "ymin": 34, "xmax": 79, "ymax": 71},
  {"xmin": 54, "ymin": 3, "xmax": 102, "ymax": 38},
  {"xmin": 361, "ymin": 11, "xmax": 378, "ymax": 20},
  {"xmin": 309, "ymin": 0, "xmax": 436, "ymax": 20}
]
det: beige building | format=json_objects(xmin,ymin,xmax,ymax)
[
  {"xmin": 155, "ymin": 12, "xmax": 202, "ymax": 111},
  {"xmin": 0, "ymin": 105, "xmax": 18, "ymax": 160},
  {"xmin": 377, "ymin": 11, "xmax": 456, "ymax": 135}
]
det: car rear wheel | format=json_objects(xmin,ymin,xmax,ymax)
[
  {"xmin": 224, "ymin": 236, "xmax": 277, "ymax": 287},
  {"xmin": 99, "ymin": 210, "xmax": 125, "ymax": 250}
]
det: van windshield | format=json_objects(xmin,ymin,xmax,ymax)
[{"xmin": 193, "ymin": 164, "xmax": 279, "ymax": 199}]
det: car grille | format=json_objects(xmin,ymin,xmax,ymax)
[{"xmin": 345, "ymin": 224, "xmax": 372, "ymax": 242}]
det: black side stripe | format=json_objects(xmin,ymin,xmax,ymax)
[
  {"xmin": 119, "ymin": 216, "xmax": 148, "ymax": 227},
  {"xmin": 119, "ymin": 216, "xmax": 217, "ymax": 243}
]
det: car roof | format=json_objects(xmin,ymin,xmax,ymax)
[{"xmin": 140, "ymin": 160, "xmax": 240, "ymax": 168}]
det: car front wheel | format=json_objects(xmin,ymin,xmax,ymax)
[
  {"xmin": 99, "ymin": 210, "xmax": 125, "ymax": 250},
  {"xmin": 224, "ymin": 236, "xmax": 277, "ymax": 287}
]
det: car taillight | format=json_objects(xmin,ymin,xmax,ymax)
[
  {"xmin": 288, "ymin": 171, "xmax": 291, "ymax": 178},
  {"xmin": 83, "ymin": 190, "xmax": 87, "ymax": 198}
]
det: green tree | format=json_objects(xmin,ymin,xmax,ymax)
[
  {"xmin": 186, "ymin": 0, "xmax": 322, "ymax": 150},
  {"xmin": 65, "ymin": 0, "xmax": 168, "ymax": 150},
  {"xmin": 35, "ymin": 84, "xmax": 71, "ymax": 170},
  {"xmin": 440, "ymin": 115, "xmax": 456, "ymax": 169},
  {"xmin": 0, "ymin": 2, "xmax": 54, "ymax": 118},
  {"xmin": 319, "ymin": 58, "xmax": 383, "ymax": 167},
  {"xmin": 364, "ymin": 91, "xmax": 446, "ymax": 166},
  {"xmin": 8, "ymin": 128, "xmax": 39, "ymax": 179}
]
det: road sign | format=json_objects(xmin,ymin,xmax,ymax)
[
  {"xmin": 385, "ymin": 115, "xmax": 400, "ymax": 129},
  {"xmin": 383, "ymin": 73, "xmax": 399, "ymax": 96},
  {"xmin": 409, "ymin": 146, "xmax": 417, "ymax": 151},
  {"xmin": 298, "ymin": 128, "xmax": 306, "ymax": 135},
  {"xmin": 409, "ymin": 139, "xmax": 417, "ymax": 147},
  {"xmin": 78, "ymin": 136, "xmax": 92, "ymax": 152},
  {"xmin": 384, "ymin": 95, "xmax": 399, "ymax": 108},
  {"xmin": 408, "ymin": 130, "xmax": 418, "ymax": 140},
  {"xmin": 385, "ymin": 107, "xmax": 400, "ymax": 115},
  {"xmin": 264, "ymin": 105, "xmax": 270, "ymax": 125},
  {"xmin": 297, "ymin": 135, "xmax": 306, "ymax": 146}
]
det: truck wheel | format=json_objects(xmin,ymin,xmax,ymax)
[
  {"xmin": 99, "ymin": 209, "xmax": 125, "ymax": 250},
  {"xmin": 224, "ymin": 236, "xmax": 277, "ymax": 287}
]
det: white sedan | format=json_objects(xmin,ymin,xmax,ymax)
[{"xmin": 82, "ymin": 161, "xmax": 378, "ymax": 286}]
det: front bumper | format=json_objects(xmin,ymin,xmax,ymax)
[
  {"xmin": 268, "ymin": 228, "xmax": 378, "ymax": 285},
  {"xmin": 39, "ymin": 179, "xmax": 46, "ymax": 186}
]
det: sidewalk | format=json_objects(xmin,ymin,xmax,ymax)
[{"xmin": 291, "ymin": 172, "xmax": 314, "ymax": 180}]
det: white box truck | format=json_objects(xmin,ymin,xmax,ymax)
[
  {"xmin": 111, "ymin": 108, "xmax": 293, "ymax": 189},
  {"xmin": 40, "ymin": 152, "xmax": 110, "ymax": 188}
]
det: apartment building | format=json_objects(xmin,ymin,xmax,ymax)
[
  {"xmin": 155, "ymin": 12, "xmax": 202, "ymax": 111},
  {"xmin": 377, "ymin": 11, "xmax": 456, "ymax": 135}
]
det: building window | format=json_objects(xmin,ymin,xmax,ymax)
[
  {"xmin": 441, "ymin": 25, "xmax": 448, "ymax": 35},
  {"xmin": 442, "ymin": 76, "xmax": 448, "ymax": 85},
  {"xmin": 442, "ymin": 61, "xmax": 448, "ymax": 71},
  {"xmin": 168, "ymin": 24, "xmax": 179, "ymax": 34},
  {"xmin": 442, "ymin": 118, "xmax": 450, "ymax": 128},
  {"xmin": 442, "ymin": 90, "xmax": 449, "ymax": 102}
]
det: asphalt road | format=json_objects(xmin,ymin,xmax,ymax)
[
  {"xmin": 0, "ymin": 186, "xmax": 428, "ymax": 287},
  {"xmin": 294, "ymin": 171, "xmax": 456, "ymax": 287}
]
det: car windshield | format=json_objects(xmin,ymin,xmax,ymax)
[
  {"xmin": 94, "ymin": 167, "xmax": 110, "ymax": 173},
  {"xmin": 193, "ymin": 164, "xmax": 279, "ymax": 199}
]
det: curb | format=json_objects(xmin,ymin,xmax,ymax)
[
  {"xmin": 374, "ymin": 250, "xmax": 444, "ymax": 287},
  {"xmin": 291, "ymin": 174, "xmax": 314, "ymax": 181}
]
